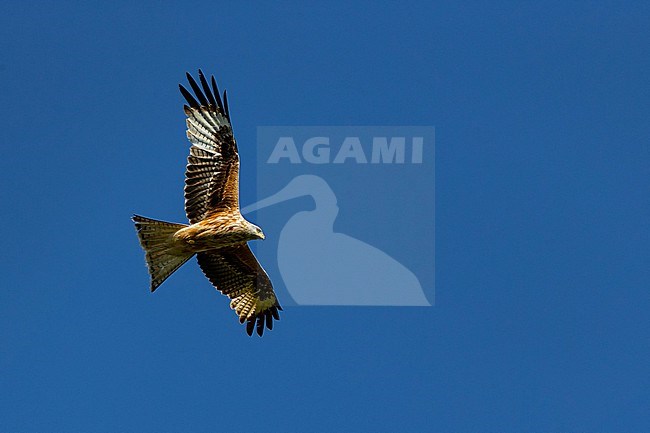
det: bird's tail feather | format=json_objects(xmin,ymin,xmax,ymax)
[{"xmin": 132, "ymin": 215, "xmax": 193, "ymax": 291}]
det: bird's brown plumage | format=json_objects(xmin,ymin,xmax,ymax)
[
  {"xmin": 179, "ymin": 70, "xmax": 282, "ymax": 335},
  {"xmin": 197, "ymin": 246, "xmax": 281, "ymax": 337},
  {"xmin": 133, "ymin": 70, "xmax": 281, "ymax": 336}
]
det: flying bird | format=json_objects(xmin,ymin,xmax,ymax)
[{"xmin": 132, "ymin": 70, "xmax": 282, "ymax": 336}]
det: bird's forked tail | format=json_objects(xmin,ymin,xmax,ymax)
[{"xmin": 132, "ymin": 215, "xmax": 193, "ymax": 292}]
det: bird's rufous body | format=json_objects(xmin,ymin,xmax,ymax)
[{"xmin": 172, "ymin": 213, "xmax": 264, "ymax": 253}]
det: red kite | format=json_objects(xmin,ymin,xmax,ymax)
[{"xmin": 133, "ymin": 70, "xmax": 281, "ymax": 336}]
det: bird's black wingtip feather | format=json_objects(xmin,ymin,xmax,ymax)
[
  {"xmin": 179, "ymin": 84, "xmax": 199, "ymax": 108},
  {"xmin": 246, "ymin": 319, "xmax": 255, "ymax": 336},
  {"xmin": 181, "ymin": 70, "xmax": 229, "ymax": 119},
  {"xmin": 256, "ymin": 314, "xmax": 265, "ymax": 336},
  {"xmin": 242, "ymin": 308, "xmax": 280, "ymax": 337},
  {"xmin": 265, "ymin": 310, "xmax": 273, "ymax": 330},
  {"xmin": 185, "ymin": 72, "xmax": 209, "ymax": 106},
  {"xmin": 198, "ymin": 70, "xmax": 217, "ymax": 107},
  {"xmin": 223, "ymin": 89, "xmax": 230, "ymax": 118}
]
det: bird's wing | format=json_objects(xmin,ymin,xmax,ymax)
[
  {"xmin": 180, "ymin": 70, "xmax": 240, "ymax": 224},
  {"xmin": 197, "ymin": 245, "xmax": 282, "ymax": 336}
]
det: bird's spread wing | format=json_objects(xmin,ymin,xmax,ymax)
[
  {"xmin": 180, "ymin": 70, "xmax": 239, "ymax": 224},
  {"xmin": 196, "ymin": 245, "xmax": 282, "ymax": 336}
]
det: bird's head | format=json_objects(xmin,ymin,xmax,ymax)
[{"xmin": 247, "ymin": 222, "xmax": 266, "ymax": 240}]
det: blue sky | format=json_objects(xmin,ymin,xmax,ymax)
[{"xmin": 1, "ymin": 1, "xmax": 649, "ymax": 432}]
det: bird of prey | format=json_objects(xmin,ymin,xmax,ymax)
[{"xmin": 132, "ymin": 70, "xmax": 282, "ymax": 336}]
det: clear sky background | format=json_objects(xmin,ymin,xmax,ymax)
[{"xmin": 1, "ymin": 2, "xmax": 648, "ymax": 432}]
